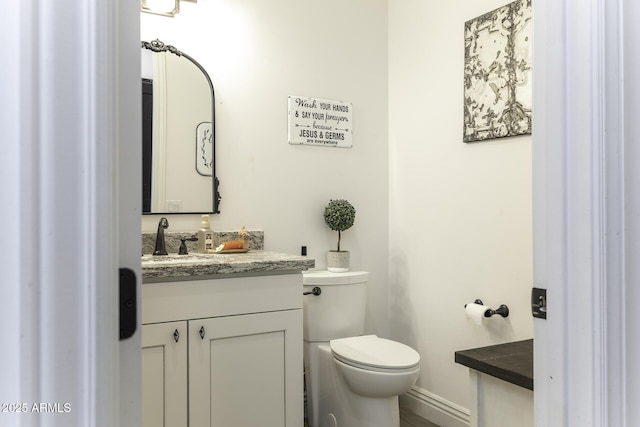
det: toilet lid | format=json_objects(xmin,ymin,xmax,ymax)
[{"xmin": 330, "ymin": 335, "xmax": 420, "ymax": 370}]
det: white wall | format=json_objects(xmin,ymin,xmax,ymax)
[
  {"xmin": 388, "ymin": 0, "xmax": 533, "ymax": 418},
  {"xmin": 141, "ymin": 0, "xmax": 390, "ymax": 335},
  {"xmin": 141, "ymin": 0, "xmax": 533, "ymax": 418}
]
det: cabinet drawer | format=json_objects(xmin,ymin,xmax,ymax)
[{"xmin": 142, "ymin": 273, "xmax": 302, "ymax": 324}]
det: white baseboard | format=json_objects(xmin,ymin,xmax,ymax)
[{"xmin": 399, "ymin": 385, "xmax": 470, "ymax": 427}]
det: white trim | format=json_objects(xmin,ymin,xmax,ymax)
[
  {"xmin": 116, "ymin": 1, "xmax": 143, "ymax": 426},
  {"xmin": 0, "ymin": 1, "xmax": 36, "ymax": 421},
  {"xmin": 400, "ymin": 385, "xmax": 470, "ymax": 427},
  {"xmin": 39, "ymin": 1, "xmax": 118, "ymax": 424},
  {"xmin": 621, "ymin": 0, "xmax": 640, "ymax": 423},
  {"xmin": 601, "ymin": 1, "xmax": 626, "ymax": 425},
  {"xmin": 533, "ymin": 0, "xmax": 637, "ymax": 425},
  {"xmin": 531, "ymin": 0, "xmax": 569, "ymax": 421},
  {"xmin": 1, "ymin": 1, "xmax": 140, "ymax": 426}
]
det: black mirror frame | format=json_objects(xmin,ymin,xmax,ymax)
[{"xmin": 141, "ymin": 39, "xmax": 220, "ymax": 214}]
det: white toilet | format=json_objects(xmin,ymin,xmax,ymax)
[{"xmin": 303, "ymin": 271, "xmax": 420, "ymax": 427}]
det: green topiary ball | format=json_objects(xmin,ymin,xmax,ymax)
[{"xmin": 324, "ymin": 199, "xmax": 356, "ymax": 232}]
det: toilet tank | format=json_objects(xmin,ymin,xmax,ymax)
[{"xmin": 302, "ymin": 270, "xmax": 369, "ymax": 342}]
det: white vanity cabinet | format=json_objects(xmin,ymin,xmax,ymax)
[
  {"xmin": 141, "ymin": 272, "xmax": 304, "ymax": 427},
  {"xmin": 142, "ymin": 321, "xmax": 188, "ymax": 427}
]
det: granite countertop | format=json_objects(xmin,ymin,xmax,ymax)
[
  {"xmin": 141, "ymin": 250, "xmax": 315, "ymax": 281},
  {"xmin": 455, "ymin": 339, "xmax": 533, "ymax": 390},
  {"xmin": 142, "ymin": 230, "xmax": 265, "ymax": 255}
]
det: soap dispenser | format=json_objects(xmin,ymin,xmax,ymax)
[{"xmin": 197, "ymin": 214, "xmax": 214, "ymax": 253}]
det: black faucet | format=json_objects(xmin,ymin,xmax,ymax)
[
  {"xmin": 178, "ymin": 236, "xmax": 198, "ymax": 255},
  {"xmin": 153, "ymin": 217, "xmax": 169, "ymax": 255}
]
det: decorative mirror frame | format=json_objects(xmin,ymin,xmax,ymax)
[{"xmin": 141, "ymin": 39, "xmax": 220, "ymax": 214}]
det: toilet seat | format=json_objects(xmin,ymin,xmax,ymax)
[{"xmin": 330, "ymin": 335, "xmax": 420, "ymax": 373}]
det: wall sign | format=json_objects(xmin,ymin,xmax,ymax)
[{"xmin": 288, "ymin": 95, "xmax": 353, "ymax": 148}]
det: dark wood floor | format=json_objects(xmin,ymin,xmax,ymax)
[
  {"xmin": 400, "ymin": 407, "xmax": 440, "ymax": 427},
  {"xmin": 304, "ymin": 408, "xmax": 439, "ymax": 427}
]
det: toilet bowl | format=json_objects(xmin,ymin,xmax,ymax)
[
  {"xmin": 331, "ymin": 335, "xmax": 420, "ymax": 398},
  {"xmin": 303, "ymin": 271, "xmax": 420, "ymax": 427}
]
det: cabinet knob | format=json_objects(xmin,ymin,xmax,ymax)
[
  {"xmin": 173, "ymin": 329, "xmax": 180, "ymax": 343},
  {"xmin": 199, "ymin": 326, "xmax": 206, "ymax": 340}
]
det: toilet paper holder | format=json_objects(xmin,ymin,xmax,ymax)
[{"xmin": 465, "ymin": 299, "xmax": 510, "ymax": 318}]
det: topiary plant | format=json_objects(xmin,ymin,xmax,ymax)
[{"xmin": 324, "ymin": 199, "xmax": 356, "ymax": 252}]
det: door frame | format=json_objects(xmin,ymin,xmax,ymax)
[
  {"xmin": 0, "ymin": 1, "xmax": 141, "ymax": 426},
  {"xmin": 4, "ymin": 1, "xmax": 640, "ymax": 426},
  {"xmin": 533, "ymin": 0, "xmax": 639, "ymax": 424}
]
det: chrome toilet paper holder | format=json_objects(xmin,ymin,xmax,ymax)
[{"xmin": 464, "ymin": 299, "xmax": 510, "ymax": 318}]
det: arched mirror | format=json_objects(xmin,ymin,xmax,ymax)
[{"xmin": 141, "ymin": 39, "xmax": 220, "ymax": 214}]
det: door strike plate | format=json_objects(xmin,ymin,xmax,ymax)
[
  {"xmin": 119, "ymin": 268, "xmax": 137, "ymax": 340},
  {"xmin": 531, "ymin": 287, "xmax": 547, "ymax": 319}
]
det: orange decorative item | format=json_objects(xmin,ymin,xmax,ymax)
[{"xmin": 222, "ymin": 240, "xmax": 244, "ymax": 250}]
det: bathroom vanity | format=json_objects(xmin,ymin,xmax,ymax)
[
  {"xmin": 141, "ymin": 251, "xmax": 314, "ymax": 427},
  {"xmin": 455, "ymin": 339, "xmax": 533, "ymax": 427}
]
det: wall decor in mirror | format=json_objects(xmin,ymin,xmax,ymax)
[
  {"xmin": 141, "ymin": 0, "xmax": 180, "ymax": 17},
  {"xmin": 141, "ymin": 39, "xmax": 220, "ymax": 214}
]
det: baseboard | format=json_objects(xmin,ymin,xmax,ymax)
[{"xmin": 399, "ymin": 385, "xmax": 470, "ymax": 427}]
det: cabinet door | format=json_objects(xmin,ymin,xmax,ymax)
[
  {"xmin": 189, "ymin": 310, "xmax": 303, "ymax": 427},
  {"xmin": 142, "ymin": 322, "xmax": 188, "ymax": 427}
]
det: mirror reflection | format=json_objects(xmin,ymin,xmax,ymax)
[{"xmin": 141, "ymin": 39, "xmax": 220, "ymax": 214}]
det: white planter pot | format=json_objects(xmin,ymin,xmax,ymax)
[{"xmin": 327, "ymin": 250, "xmax": 350, "ymax": 272}]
